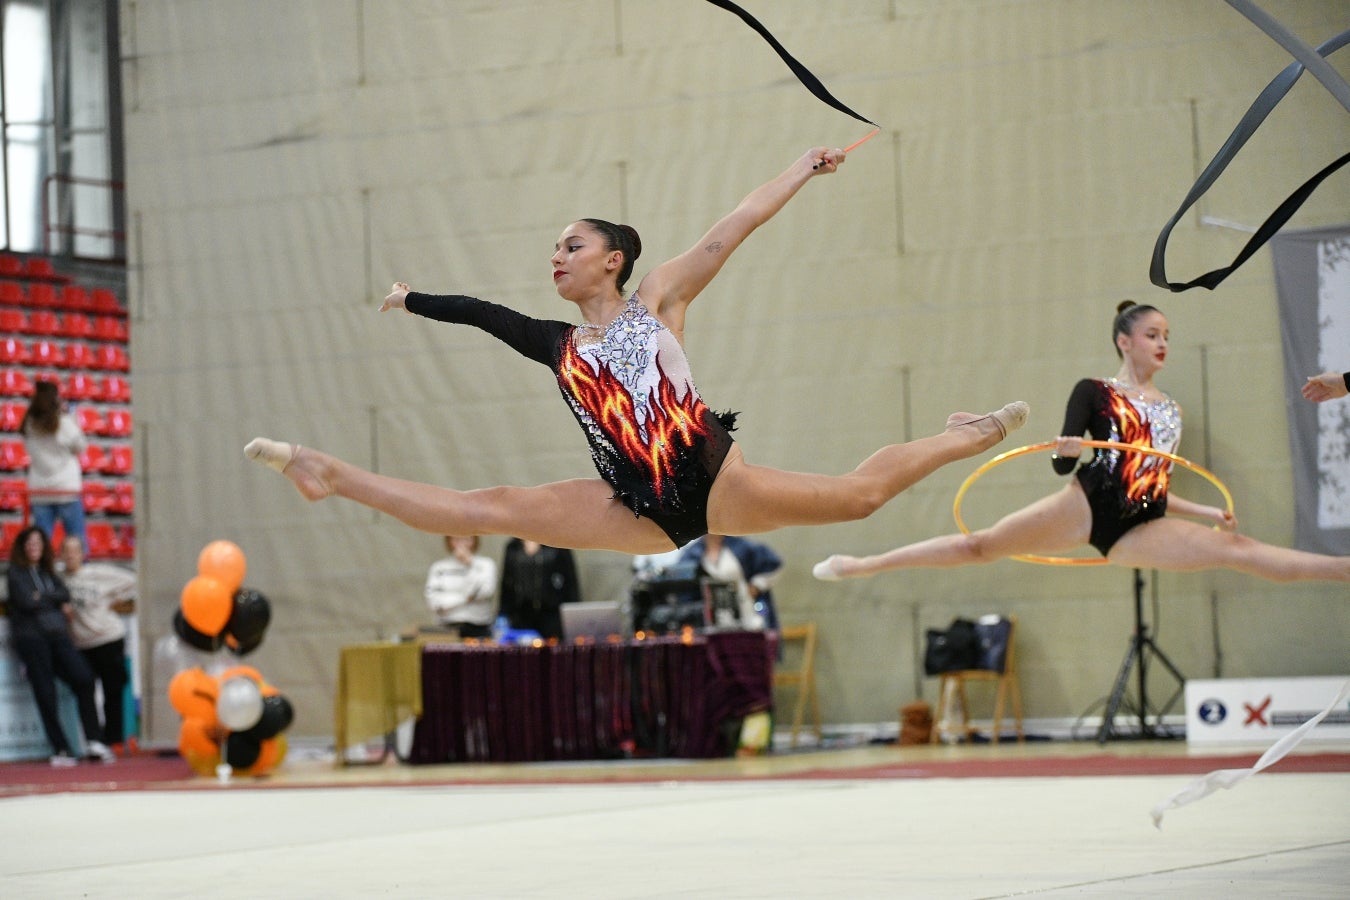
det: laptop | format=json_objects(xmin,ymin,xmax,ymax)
[{"xmin": 560, "ymin": 600, "xmax": 626, "ymax": 641}]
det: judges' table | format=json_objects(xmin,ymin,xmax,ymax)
[{"xmin": 407, "ymin": 630, "xmax": 773, "ymax": 764}]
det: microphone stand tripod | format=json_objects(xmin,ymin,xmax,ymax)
[{"xmin": 1096, "ymin": 568, "xmax": 1186, "ymax": 742}]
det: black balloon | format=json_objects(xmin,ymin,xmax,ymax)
[
  {"xmin": 223, "ymin": 732, "xmax": 262, "ymax": 769},
  {"xmin": 173, "ymin": 609, "xmax": 223, "ymax": 653},
  {"xmin": 246, "ymin": 694, "xmax": 295, "ymax": 740},
  {"xmin": 228, "ymin": 633, "xmax": 264, "ymax": 657},
  {"xmin": 225, "ymin": 587, "xmax": 271, "ymax": 645}
]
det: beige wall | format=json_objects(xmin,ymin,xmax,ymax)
[{"xmin": 122, "ymin": 0, "xmax": 1350, "ymax": 742}]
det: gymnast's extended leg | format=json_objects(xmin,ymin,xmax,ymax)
[
  {"xmin": 709, "ymin": 402, "xmax": 1029, "ymax": 535},
  {"xmin": 812, "ymin": 483, "xmax": 1091, "ymax": 579},
  {"xmin": 244, "ymin": 439, "xmax": 675, "ymax": 553},
  {"xmin": 1106, "ymin": 518, "xmax": 1350, "ymax": 583}
]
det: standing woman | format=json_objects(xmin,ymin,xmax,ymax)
[
  {"xmin": 815, "ymin": 301, "xmax": 1350, "ymax": 583},
  {"xmin": 246, "ymin": 145, "xmax": 1027, "ymax": 553},
  {"xmin": 498, "ymin": 539, "xmax": 581, "ymax": 640},
  {"xmin": 20, "ymin": 380, "xmax": 87, "ymax": 549},
  {"xmin": 5, "ymin": 526, "xmax": 114, "ymax": 764}
]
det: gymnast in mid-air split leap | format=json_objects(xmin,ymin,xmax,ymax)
[
  {"xmin": 814, "ymin": 301, "xmax": 1350, "ymax": 584},
  {"xmin": 246, "ymin": 146, "xmax": 1027, "ymax": 553}
]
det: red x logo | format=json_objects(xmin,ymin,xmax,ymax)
[{"xmin": 1244, "ymin": 696, "xmax": 1272, "ymax": 726}]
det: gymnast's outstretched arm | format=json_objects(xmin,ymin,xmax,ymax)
[{"xmin": 638, "ymin": 146, "xmax": 846, "ymax": 333}]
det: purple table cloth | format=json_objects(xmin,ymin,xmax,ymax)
[{"xmin": 408, "ymin": 631, "xmax": 773, "ymax": 764}]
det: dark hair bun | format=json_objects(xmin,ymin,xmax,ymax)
[
  {"xmin": 1116, "ymin": 299, "xmax": 1136, "ymax": 315},
  {"xmin": 620, "ymin": 224, "xmax": 642, "ymax": 262}
]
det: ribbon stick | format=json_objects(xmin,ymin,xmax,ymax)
[
  {"xmin": 814, "ymin": 128, "xmax": 881, "ymax": 169},
  {"xmin": 704, "ymin": 0, "xmax": 879, "ymax": 128},
  {"xmin": 1149, "ymin": 679, "xmax": 1350, "ymax": 828},
  {"xmin": 1150, "ymin": 4, "xmax": 1350, "ymax": 292},
  {"xmin": 843, "ymin": 129, "xmax": 880, "ymax": 154}
]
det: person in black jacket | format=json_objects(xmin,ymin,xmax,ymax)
[
  {"xmin": 499, "ymin": 539, "xmax": 580, "ymax": 640},
  {"xmin": 5, "ymin": 526, "xmax": 113, "ymax": 765}
]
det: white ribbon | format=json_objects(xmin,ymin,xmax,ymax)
[{"xmin": 1150, "ymin": 679, "xmax": 1350, "ymax": 828}]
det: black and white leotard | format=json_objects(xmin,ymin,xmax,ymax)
[
  {"xmin": 1052, "ymin": 378, "xmax": 1181, "ymax": 555},
  {"xmin": 406, "ymin": 292, "xmax": 735, "ymax": 547}
]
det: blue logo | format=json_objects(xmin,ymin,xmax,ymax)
[{"xmin": 1197, "ymin": 699, "xmax": 1227, "ymax": 725}]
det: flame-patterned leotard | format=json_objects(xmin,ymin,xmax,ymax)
[
  {"xmin": 1052, "ymin": 378, "xmax": 1182, "ymax": 555},
  {"xmin": 405, "ymin": 292, "xmax": 735, "ymax": 547}
]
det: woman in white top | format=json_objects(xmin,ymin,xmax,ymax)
[
  {"xmin": 20, "ymin": 380, "xmax": 88, "ymax": 548},
  {"xmin": 425, "ymin": 535, "xmax": 498, "ymax": 638}
]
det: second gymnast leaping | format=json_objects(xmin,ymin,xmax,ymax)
[
  {"xmin": 246, "ymin": 146, "xmax": 1028, "ymax": 553},
  {"xmin": 814, "ymin": 301, "xmax": 1350, "ymax": 584}
]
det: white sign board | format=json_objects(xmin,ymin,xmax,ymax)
[{"xmin": 1185, "ymin": 676, "xmax": 1350, "ymax": 745}]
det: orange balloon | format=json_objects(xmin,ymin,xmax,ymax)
[
  {"xmin": 247, "ymin": 735, "xmax": 288, "ymax": 777},
  {"xmin": 178, "ymin": 717, "xmax": 222, "ymax": 777},
  {"xmin": 180, "ymin": 575, "xmax": 232, "ymax": 636},
  {"xmin": 198, "ymin": 540, "xmax": 247, "ymax": 593},
  {"xmin": 167, "ymin": 668, "xmax": 220, "ymax": 727}
]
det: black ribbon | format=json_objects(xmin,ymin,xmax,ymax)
[
  {"xmin": 1150, "ymin": 25, "xmax": 1350, "ymax": 292},
  {"xmin": 704, "ymin": 0, "xmax": 879, "ymax": 128}
]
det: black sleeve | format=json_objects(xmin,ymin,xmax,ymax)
[
  {"xmin": 405, "ymin": 293, "xmax": 569, "ymax": 368},
  {"xmin": 1052, "ymin": 379, "xmax": 1098, "ymax": 476},
  {"xmin": 498, "ymin": 540, "xmax": 521, "ymax": 623},
  {"xmin": 1343, "ymin": 372, "xmax": 1350, "ymax": 392},
  {"xmin": 557, "ymin": 549, "xmax": 581, "ymax": 606},
  {"xmin": 5, "ymin": 569, "xmax": 37, "ymax": 616}
]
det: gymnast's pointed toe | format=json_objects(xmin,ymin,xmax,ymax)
[
  {"xmin": 813, "ymin": 556, "xmax": 845, "ymax": 582},
  {"xmin": 244, "ymin": 437, "xmax": 333, "ymax": 500},
  {"xmin": 244, "ymin": 437, "xmax": 296, "ymax": 473},
  {"xmin": 990, "ymin": 401, "xmax": 1029, "ymax": 439}
]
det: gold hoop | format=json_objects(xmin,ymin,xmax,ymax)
[{"xmin": 952, "ymin": 440, "xmax": 1236, "ymax": 566}]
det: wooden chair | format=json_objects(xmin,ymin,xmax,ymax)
[
  {"xmin": 931, "ymin": 614, "xmax": 1024, "ymax": 745},
  {"xmin": 773, "ymin": 622, "xmax": 822, "ymax": 748}
]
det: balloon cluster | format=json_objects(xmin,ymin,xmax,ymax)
[
  {"xmin": 169, "ymin": 665, "xmax": 293, "ymax": 776},
  {"xmin": 166, "ymin": 541, "xmax": 293, "ymax": 778},
  {"xmin": 174, "ymin": 540, "xmax": 272, "ymax": 655}
]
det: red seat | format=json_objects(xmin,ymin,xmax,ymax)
[
  {"xmin": 1, "ymin": 520, "xmax": 24, "ymax": 555},
  {"xmin": 27, "ymin": 283, "xmax": 57, "ymax": 307},
  {"xmin": 79, "ymin": 444, "xmax": 108, "ymax": 473},
  {"xmin": 0, "ymin": 255, "xmax": 21, "ymax": 277},
  {"xmin": 106, "ymin": 444, "xmax": 133, "ymax": 475},
  {"xmin": 0, "ymin": 281, "xmax": 26, "ymax": 306},
  {"xmin": 85, "ymin": 521, "xmax": 114, "ymax": 558},
  {"xmin": 0, "ymin": 402, "xmax": 25, "ymax": 431},
  {"xmin": 0, "ymin": 478, "xmax": 25, "ymax": 510},
  {"xmin": 94, "ymin": 344, "xmax": 130, "ymax": 371},
  {"xmin": 0, "ymin": 369, "xmax": 35, "ymax": 396},
  {"xmin": 90, "ymin": 288, "xmax": 122, "ymax": 315},
  {"xmin": 23, "ymin": 258, "xmax": 60, "ymax": 280},
  {"xmin": 104, "ymin": 408, "xmax": 132, "ymax": 437},
  {"xmin": 75, "ymin": 406, "xmax": 107, "ymax": 435},
  {"xmin": 65, "ymin": 372, "xmax": 101, "ymax": 401},
  {"xmin": 64, "ymin": 342, "xmax": 95, "ymax": 370},
  {"xmin": 101, "ymin": 375, "xmax": 130, "ymax": 403},
  {"xmin": 58, "ymin": 313, "xmax": 92, "ymax": 339},
  {"xmin": 82, "ymin": 481, "xmax": 112, "ymax": 512},
  {"xmin": 112, "ymin": 523, "xmax": 135, "ymax": 559},
  {"xmin": 60, "ymin": 286, "xmax": 92, "ymax": 311},
  {"xmin": 0, "ymin": 337, "xmax": 30, "ymax": 365},
  {"xmin": 0, "ymin": 440, "xmax": 29, "ymax": 470},
  {"xmin": 27, "ymin": 309, "xmax": 59, "ymax": 335},
  {"xmin": 0, "ymin": 307, "xmax": 27, "ymax": 332},
  {"xmin": 109, "ymin": 481, "xmax": 134, "ymax": 515},
  {"xmin": 92, "ymin": 316, "xmax": 119, "ymax": 342},
  {"xmin": 31, "ymin": 339, "xmax": 67, "ymax": 367}
]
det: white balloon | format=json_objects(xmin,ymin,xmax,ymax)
[{"xmin": 216, "ymin": 676, "xmax": 264, "ymax": 731}]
